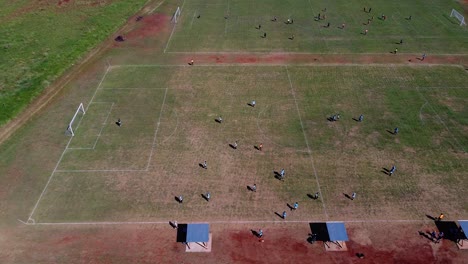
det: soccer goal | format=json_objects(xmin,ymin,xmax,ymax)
[
  {"xmin": 66, "ymin": 103, "xmax": 85, "ymax": 136},
  {"xmin": 171, "ymin": 6, "xmax": 181, "ymax": 23},
  {"xmin": 450, "ymin": 9, "xmax": 466, "ymax": 26}
]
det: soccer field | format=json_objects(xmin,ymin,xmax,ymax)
[
  {"xmin": 166, "ymin": 0, "xmax": 468, "ymax": 53},
  {"xmin": 25, "ymin": 65, "xmax": 468, "ymax": 223},
  {"xmin": 0, "ymin": 0, "xmax": 467, "ymax": 262}
]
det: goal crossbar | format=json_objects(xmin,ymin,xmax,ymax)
[
  {"xmin": 66, "ymin": 103, "xmax": 85, "ymax": 136},
  {"xmin": 450, "ymin": 9, "xmax": 466, "ymax": 26}
]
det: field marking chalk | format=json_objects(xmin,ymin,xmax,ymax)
[
  {"xmin": 87, "ymin": 66, "xmax": 111, "ymax": 111},
  {"xmin": 145, "ymin": 88, "xmax": 168, "ymax": 170},
  {"xmin": 190, "ymin": 11, "xmax": 197, "ymax": 30},
  {"xmin": 26, "ymin": 219, "xmax": 428, "ymax": 226},
  {"xmin": 164, "ymin": 23, "xmax": 177, "ymax": 53},
  {"xmin": 149, "ymin": 0, "xmax": 165, "ymax": 14},
  {"xmin": 286, "ymin": 66, "xmax": 328, "ymax": 219},
  {"xmin": 55, "ymin": 169, "xmax": 147, "ymax": 173},
  {"xmin": 92, "ymin": 103, "xmax": 115, "ymax": 149},
  {"xmin": 27, "ymin": 66, "xmax": 111, "ymax": 221},
  {"xmin": 416, "ymin": 87, "xmax": 466, "ymax": 153},
  {"xmin": 419, "ymin": 101, "xmax": 428, "ymax": 124}
]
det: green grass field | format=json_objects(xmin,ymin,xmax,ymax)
[
  {"xmin": 0, "ymin": 0, "xmax": 467, "ymax": 261},
  {"xmin": 18, "ymin": 65, "xmax": 465, "ymax": 224},
  {"xmin": 167, "ymin": 0, "xmax": 468, "ymax": 53},
  {"xmin": 0, "ymin": 0, "xmax": 148, "ymax": 126}
]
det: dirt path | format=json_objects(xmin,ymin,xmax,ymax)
[
  {"xmin": 0, "ymin": 0, "xmax": 164, "ymax": 146},
  {"xmin": 168, "ymin": 52, "xmax": 468, "ymax": 66}
]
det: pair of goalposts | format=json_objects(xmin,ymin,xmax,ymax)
[
  {"xmin": 171, "ymin": 7, "xmax": 465, "ymax": 25},
  {"xmin": 450, "ymin": 9, "xmax": 466, "ymax": 26},
  {"xmin": 65, "ymin": 8, "xmax": 464, "ymax": 136}
]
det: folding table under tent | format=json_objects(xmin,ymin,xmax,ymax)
[
  {"xmin": 176, "ymin": 223, "xmax": 210, "ymax": 251},
  {"xmin": 457, "ymin": 220, "xmax": 468, "ymax": 248}
]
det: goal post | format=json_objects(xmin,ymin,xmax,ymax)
[
  {"xmin": 450, "ymin": 9, "xmax": 466, "ymax": 26},
  {"xmin": 66, "ymin": 103, "xmax": 85, "ymax": 136},
  {"xmin": 171, "ymin": 6, "xmax": 181, "ymax": 23}
]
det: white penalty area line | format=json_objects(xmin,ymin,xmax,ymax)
[
  {"xmin": 286, "ymin": 66, "xmax": 328, "ymax": 219},
  {"xmin": 146, "ymin": 88, "xmax": 168, "ymax": 170},
  {"xmin": 415, "ymin": 87, "xmax": 466, "ymax": 153},
  {"xmin": 27, "ymin": 66, "xmax": 112, "ymax": 221},
  {"xmin": 18, "ymin": 219, "xmax": 427, "ymax": 226}
]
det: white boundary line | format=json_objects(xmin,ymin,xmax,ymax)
[
  {"xmin": 164, "ymin": 21, "xmax": 178, "ymax": 53},
  {"xmin": 109, "ymin": 63, "xmax": 467, "ymax": 68},
  {"xmin": 100, "ymin": 87, "xmax": 168, "ymax": 90},
  {"xmin": 190, "ymin": 11, "xmax": 197, "ymax": 29},
  {"xmin": 164, "ymin": 0, "xmax": 186, "ymax": 53},
  {"xmin": 145, "ymin": 88, "xmax": 168, "ymax": 170},
  {"xmin": 86, "ymin": 67, "xmax": 111, "ymax": 111},
  {"xmin": 163, "ymin": 51, "xmax": 468, "ymax": 55},
  {"xmin": 92, "ymin": 102, "xmax": 115, "ymax": 149},
  {"xmin": 19, "ymin": 219, "xmax": 428, "ymax": 226},
  {"xmin": 55, "ymin": 169, "xmax": 147, "ymax": 173},
  {"xmin": 415, "ymin": 87, "xmax": 466, "ymax": 153},
  {"xmin": 149, "ymin": 0, "xmax": 165, "ymax": 14},
  {"xmin": 285, "ymin": 66, "xmax": 328, "ymax": 219},
  {"xmin": 224, "ymin": 0, "xmax": 230, "ymax": 35},
  {"xmin": 26, "ymin": 66, "xmax": 111, "ymax": 222}
]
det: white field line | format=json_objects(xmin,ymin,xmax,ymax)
[
  {"xmin": 419, "ymin": 101, "xmax": 428, "ymax": 124},
  {"xmin": 145, "ymin": 88, "xmax": 168, "ymax": 170},
  {"xmin": 86, "ymin": 66, "xmax": 111, "ymax": 111},
  {"xmin": 149, "ymin": 0, "xmax": 165, "ymax": 14},
  {"xmin": 27, "ymin": 137, "xmax": 74, "ymax": 222},
  {"xmin": 66, "ymin": 147, "xmax": 94, "ymax": 150},
  {"xmin": 92, "ymin": 103, "xmax": 115, "ymax": 149},
  {"xmin": 55, "ymin": 169, "xmax": 147, "ymax": 173},
  {"xmin": 285, "ymin": 66, "xmax": 328, "ymax": 219},
  {"xmin": 108, "ymin": 64, "xmax": 467, "ymax": 69},
  {"xmin": 415, "ymin": 87, "xmax": 466, "ymax": 153},
  {"xmin": 163, "ymin": 50, "xmax": 468, "ymax": 55},
  {"xmin": 164, "ymin": 23, "xmax": 177, "ymax": 53},
  {"xmin": 224, "ymin": 0, "xmax": 230, "ymax": 35},
  {"xmin": 164, "ymin": 0, "xmax": 186, "ymax": 53},
  {"xmin": 190, "ymin": 11, "xmax": 197, "ymax": 29},
  {"xmin": 160, "ymin": 110, "xmax": 179, "ymax": 145},
  {"xmin": 19, "ymin": 219, "xmax": 427, "ymax": 226},
  {"xmin": 26, "ymin": 66, "xmax": 111, "ymax": 222},
  {"xmin": 100, "ymin": 87, "xmax": 168, "ymax": 90}
]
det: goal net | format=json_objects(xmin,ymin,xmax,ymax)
[
  {"xmin": 66, "ymin": 103, "xmax": 85, "ymax": 136},
  {"xmin": 450, "ymin": 9, "xmax": 466, "ymax": 26},
  {"xmin": 171, "ymin": 6, "xmax": 181, "ymax": 23}
]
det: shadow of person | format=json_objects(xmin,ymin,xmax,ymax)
[
  {"xmin": 343, "ymin": 193, "xmax": 352, "ymax": 200},
  {"xmin": 201, "ymin": 193, "xmax": 209, "ymax": 201},
  {"xmin": 274, "ymin": 212, "xmax": 284, "ymax": 219},
  {"xmin": 251, "ymin": 229, "xmax": 260, "ymax": 237}
]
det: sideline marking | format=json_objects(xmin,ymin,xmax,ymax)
[
  {"xmin": 92, "ymin": 103, "xmax": 115, "ymax": 149},
  {"xmin": 146, "ymin": 88, "xmax": 168, "ymax": 170},
  {"xmin": 415, "ymin": 87, "xmax": 466, "ymax": 152},
  {"xmin": 26, "ymin": 65, "xmax": 111, "ymax": 222},
  {"xmin": 19, "ymin": 219, "xmax": 427, "ymax": 226},
  {"xmin": 286, "ymin": 66, "xmax": 328, "ymax": 219}
]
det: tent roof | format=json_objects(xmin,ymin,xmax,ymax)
[{"xmin": 326, "ymin": 222, "xmax": 349, "ymax": 241}]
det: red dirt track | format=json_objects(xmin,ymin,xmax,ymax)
[
  {"xmin": 176, "ymin": 53, "xmax": 468, "ymax": 66},
  {"xmin": 4, "ymin": 223, "xmax": 466, "ymax": 263}
]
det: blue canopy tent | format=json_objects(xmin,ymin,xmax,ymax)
[
  {"xmin": 309, "ymin": 222, "xmax": 349, "ymax": 248},
  {"xmin": 176, "ymin": 223, "xmax": 210, "ymax": 249},
  {"xmin": 457, "ymin": 220, "xmax": 468, "ymax": 246},
  {"xmin": 325, "ymin": 222, "xmax": 349, "ymax": 248}
]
